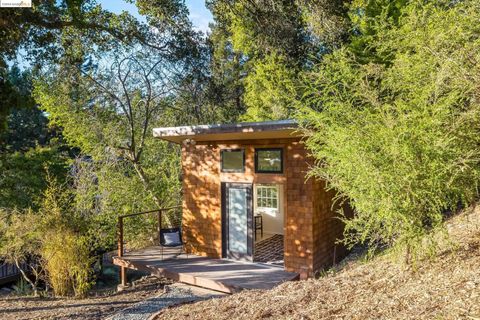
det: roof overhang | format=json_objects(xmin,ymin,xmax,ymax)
[{"xmin": 153, "ymin": 120, "xmax": 301, "ymax": 144}]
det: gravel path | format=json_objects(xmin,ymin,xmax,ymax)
[
  {"xmin": 0, "ymin": 276, "xmax": 172, "ymax": 320},
  {"xmin": 106, "ymin": 284, "xmax": 225, "ymax": 320}
]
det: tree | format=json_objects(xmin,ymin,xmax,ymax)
[
  {"xmin": 241, "ymin": 53, "xmax": 297, "ymax": 121},
  {"xmin": 0, "ymin": 66, "xmax": 36, "ymax": 133},
  {"xmin": 34, "ymin": 47, "xmax": 186, "ymax": 224},
  {"xmin": 0, "ymin": 209, "xmax": 44, "ymax": 296},
  {"xmin": 0, "ymin": 147, "xmax": 68, "ymax": 210},
  {"xmin": 203, "ymin": 13, "xmax": 246, "ymax": 122},
  {"xmin": 205, "ymin": 0, "xmax": 330, "ymax": 121},
  {"xmin": 296, "ymin": 0, "xmax": 352, "ymax": 48},
  {"xmin": 0, "ymin": 0, "xmax": 176, "ymax": 64},
  {"xmin": 0, "ymin": 1, "xmax": 132, "ymax": 130},
  {"xmin": 0, "ymin": 67, "xmax": 69, "ymax": 210},
  {"xmin": 26, "ymin": 0, "xmax": 207, "ymax": 224},
  {"xmin": 298, "ymin": 0, "xmax": 480, "ymax": 261},
  {"xmin": 204, "ymin": 0, "xmax": 413, "ymax": 122},
  {"xmin": 0, "ymin": 0, "xmax": 197, "ymax": 131}
]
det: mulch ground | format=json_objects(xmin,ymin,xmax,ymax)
[
  {"xmin": 155, "ymin": 205, "xmax": 480, "ymax": 320},
  {"xmin": 0, "ymin": 276, "xmax": 173, "ymax": 320}
]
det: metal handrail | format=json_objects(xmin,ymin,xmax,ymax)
[
  {"xmin": 116, "ymin": 205, "xmax": 182, "ymax": 287},
  {"xmin": 117, "ymin": 206, "xmax": 181, "ymax": 258},
  {"xmin": 118, "ymin": 206, "xmax": 181, "ymax": 219}
]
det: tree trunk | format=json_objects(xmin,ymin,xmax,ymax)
[
  {"xmin": 131, "ymin": 161, "xmax": 173, "ymax": 226},
  {"xmin": 14, "ymin": 259, "xmax": 38, "ymax": 297}
]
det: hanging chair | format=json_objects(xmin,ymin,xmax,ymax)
[{"xmin": 159, "ymin": 208, "xmax": 186, "ymax": 260}]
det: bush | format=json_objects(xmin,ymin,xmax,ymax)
[
  {"xmin": 37, "ymin": 175, "xmax": 94, "ymax": 297},
  {"xmin": 0, "ymin": 178, "xmax": 95, "ymax": 297},
  {"xmin": 41, "ymin": 229, "xmax": 93, "ymax": 297},
  {"xmin": 0, "ymin": 208, "xmax": 43, "ymax": 296},
  {"xmin": 298, "ymin": 1, "xmax": 480, "ymax": 261}
]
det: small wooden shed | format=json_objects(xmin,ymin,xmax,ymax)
[{"xmin": 153, "ymin": 120, "xmax": 350, "ymax": 277}]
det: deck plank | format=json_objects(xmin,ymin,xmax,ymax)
[{"xmin": 113, "ymin": 246, "xmax": 299, "ymax": 294}]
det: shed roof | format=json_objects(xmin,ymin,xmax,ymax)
[{"xmin": 153, "ymin": 119, "xmax": 301, "ymax": 144}]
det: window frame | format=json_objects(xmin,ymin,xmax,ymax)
[
  {"xmin": 220, "ymin": 148, "xmax": 245, "ymax": 173},
  {"xmin": 254, "ymin": 148, "xmax": 284, "ymax": 174},
  {"xmin": 255, "ymin": 184, "xmax": 280, "ymax": 210}
]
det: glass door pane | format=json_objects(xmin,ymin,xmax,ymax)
[
  {"xmin": 228, "ymin": 188, "xmax": 248, "ymax": 254},
  {"xmin": 222, "ymin": 182, "xmax": 253, "ymax": 261}
]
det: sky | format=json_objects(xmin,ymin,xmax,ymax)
[
  {"xmin": 99, "ymin": 0, "xmax": 213, "ymax": 33},
  {"xmin": 10, "ymin": 1, "xmax": 213, "ymax": 68}
]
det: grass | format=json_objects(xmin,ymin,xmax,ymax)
[{"xmin": 155, "ymin": 204, "xmax": 480, "ymax": 320}]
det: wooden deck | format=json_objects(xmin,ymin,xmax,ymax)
[{"xmin": 113, "ymin": 246, "xmax": 299, "ymax": 294}]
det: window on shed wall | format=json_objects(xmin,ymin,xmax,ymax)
[
  {"xmin": 256, "ymin": 185, "xmax": 279, "ymax": 210},
  {"xmin": 221, "ymin": 149, "xmax": 245, "ymax": 172},
  {"xmin": 255, "ymin": 148, "xmax": 283, "ymax": 173}
]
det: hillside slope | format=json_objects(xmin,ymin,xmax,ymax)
[{"xmin": 156, "ymin": 206, "xmax": 480, "ymax": 319}]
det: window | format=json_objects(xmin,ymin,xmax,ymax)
[
  {"xmin": 256, "ymin": 185, "xmax": 279, "ymax": 209},
  {"xmin": 255, "ymin": 148, "xmax": 283, "ymax": 173},
  {"xmin": 221, "ymin": 149, "xmax": 245, "ymax": 172}
]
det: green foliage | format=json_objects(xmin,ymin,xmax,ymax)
[
  {"xmin": 42, "ymin": 229, "xmax": 93, "ymax": 297},
  {"xmin": 0, "ymin": 209, "xmax": 41, "ymax": 266},
  {"xmin": 0, "ymin": 174, "xmax": 100, "ymax": 297},
  {"xmin": 72, "ymin": 153, "xmax": 180, "ymax": 252},
  {"xmin": 0, "ymin": 2, "xmax": 130, "ymax": 132},
  {"xmin": 0, "ymin": 208, "xmax": 43, "ymax": 295},
  {"xmin": 241, "ymin": 54, "xmax": 297, "ymax": 121},
  {"xmin": 205, "ymin": 0, "xmax": 416, "ymax": 122},
  {"xmin": 297, "ymin": 0, "xmax": 352, "ymax": 48},
  {"xmin": 40, "ymin": 174, "xmax": 96, "ymax": 296},
  {"xmin": 38, "ymin": 176, "xmax": 93, "ymax": 297},
  {"xmin": 206, "ymin": 0, "xmax": 316, "ymax": 122},
  {"xmin": 0, "ymin": 147, "xmax": 69, "ymax": 209},
  {"xmin": 204, "ymin": 17, "xmax": 246, "ymax": 122},
  {"xmin": 33, "ymin": 46, "xmax": 184, "ymax": 246},
  {"xmin": 12, "ymin": 278, "xmax": 32, "ymax": 296},
  {"xmin": 299, "ymin": 0, "xmax": 480, "ymax": 260},
  {"xmin": 223, "ymin": 0, "xmax": 310, "ymax": 60},
  {"xmin": 4, "ymin": 175, "xmax": 97, "ymax": 297},
  {"xmin": 0, "ymin": 66, "xmax": 70, "ymax": 210},
  {"xmin": 2, "ymin": 1, "xmax": 207, "ymax": 278},
  {"xmin": 1, "ymin": 106, "xmax": 50, "ymax": 153},
  {"xmin": 0, "ymin": 66, "xmax": 36, "ymax": 133},
  {"xmin": 0, "ymin": 0, "xmax": 164, "ymax": 64}
]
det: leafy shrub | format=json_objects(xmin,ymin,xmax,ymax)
[
  {"xmin": 41, "ymin": 229, "xmax": 93, "ymax": 297},
  {"xmin": 37, "ymin": 174, "xmax": 94, "ymax": 297},
  {"xmin": 298, "ymin": 1, "xmax": 480, "ymax": 261},
  {"xmin": 12, "ymin": 277, "xmax": 32, "ymax": 296},
  {"xmin": 0, "ymin": 174, "xmax": 94, "ymax": 297},
  {"xmin": 0, "ymin": 208, "xmax": 43, "ymax": 296}
]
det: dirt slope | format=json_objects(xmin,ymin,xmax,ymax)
[{"xmin": 156, "ymin": 206, "xmax": 480, "ymax": 320}]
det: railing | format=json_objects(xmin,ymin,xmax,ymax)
[
  {"xmin": 117, "ymin": 206, "xmax": 182, "ymax": 258},
  {"xmin": 116, "ymin": 206, "xmax": 181, "ymax": 287}
]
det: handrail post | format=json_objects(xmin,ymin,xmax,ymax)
[
  {"xmin": 115, "ymin": 206, "xmax": 180, "ymax": 290},
  {"xmin": 117, "ymin": 216, "xmax": 127, "ymax": 288},
  {"xmin": 157, "ymin": 210, "xmax": 162, "ymax": 245},
  {"xmin": 118, "ymin": 216, "xmax": 124, "ymax": 257}
]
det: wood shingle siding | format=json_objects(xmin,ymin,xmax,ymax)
[{"xmin": 181, "ymin": 137, "xmax": 351, "ymax": 277}]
